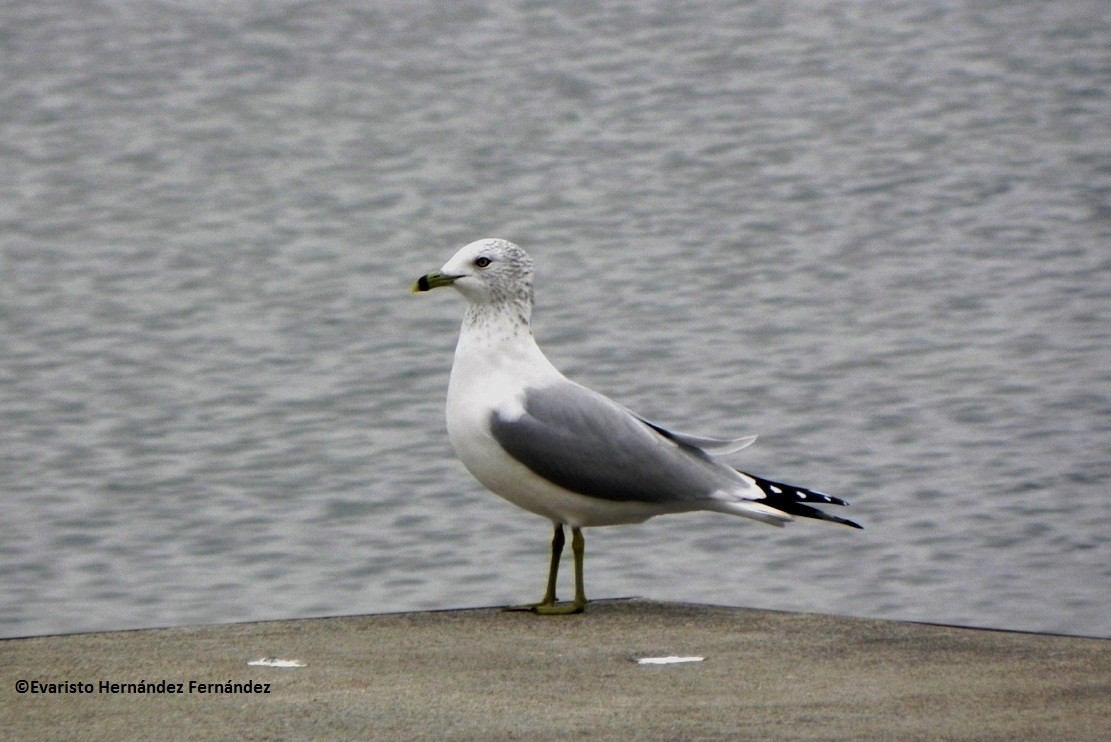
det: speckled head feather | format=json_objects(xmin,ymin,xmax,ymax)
[{"xmin": 439, "ymin": 238, "xmax": 535, "ymax": 328}]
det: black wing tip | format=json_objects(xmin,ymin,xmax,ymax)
[
  {"xmin": 779, "ymin": 501, "xmax": 864, "ymax": 529},
  {"xmin": 831, "ymin": 513, "xmax": 862, "ymax": 530},
  {"xmin": 739, "ymin": 470, "xmax": 850, "ymax": 506},
  {"xmin": 740, "ymin": 470, "xmax": 863, "ymax": 529}
]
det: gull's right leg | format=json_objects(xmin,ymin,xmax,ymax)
[{"xmin": 504, "ymin": 522, "xmax": 564, "ymax": 612}]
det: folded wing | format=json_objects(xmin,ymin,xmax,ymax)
[{"xmin": 488, "ymin": 381, "xmax": 755, "ymax": 505}]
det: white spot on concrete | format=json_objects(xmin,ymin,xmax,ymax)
[
  {"xmin": 636, "ymin": 655, "xmax": 705, "ymax": 665},
  {"xmin": 248, "ymin": 658, "xmax": 305, "ymax": 668}
]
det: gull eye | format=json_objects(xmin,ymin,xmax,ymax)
[{"xmin": 474, "ymin": 256, "xmax": 491, "ymax": 268}]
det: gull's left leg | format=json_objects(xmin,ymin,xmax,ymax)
[{"xmin": 534, "ymin": 526, "xmax": 586, "ymax": 615}]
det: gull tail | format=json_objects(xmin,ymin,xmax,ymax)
[{"xmin": 739, "ymin": 471, "xmax": 863, "ymax": 529}]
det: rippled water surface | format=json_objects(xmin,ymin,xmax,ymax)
[{"xmin": 1, "ymin": 0, "xmax": 1108, "ymax": 638}]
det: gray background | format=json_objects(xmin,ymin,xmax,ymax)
[{"xmin": 1, "ymin": 0, "xmax": 1108, "ymax": 638}]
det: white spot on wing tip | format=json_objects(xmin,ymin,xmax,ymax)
[
  {"xmin": 769, "ymin": 485, "xmax": 782, "ymax": 494},
  {"xmin": 636, "ymin": 655, "xmax": 705, "ymax": 665}
]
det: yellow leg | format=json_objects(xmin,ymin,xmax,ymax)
[
  {"xmin": 534, "ymin": 526, "xmax": 586, "ymax": 615},
  {"xmin": 539, "ymin": 523, "xmax": 564, "ymax": 607},
  {"xmin": 503, "ymin": 523, "xmax": 564, "ymax": 612}
]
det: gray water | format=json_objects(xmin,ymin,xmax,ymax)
[{"xmin": 1, "ymin": 0, "xmax": 1108, "ymax": 639}]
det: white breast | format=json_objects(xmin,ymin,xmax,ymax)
[{"xmin": 447, "ymin": 319, "xmax": 600, "ymax": 522}]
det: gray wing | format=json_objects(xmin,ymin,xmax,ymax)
[
  {"xmin": 634, "ymin": 415, "xmax": 757, "ymax": 454},
  {"xmin": 488, "ymin": 382, "xmax": 747, "ymax": 504}
]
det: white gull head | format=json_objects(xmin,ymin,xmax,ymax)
[{"xmin": 415, "ymin": 238, "xmax": 535, "ymax": 327}]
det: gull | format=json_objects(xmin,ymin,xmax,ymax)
[{"xmin": 413, "ymin": 238, "xmax": 861, "ymax": 615}]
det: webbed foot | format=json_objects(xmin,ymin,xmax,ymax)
[{"xmin": 532, "ymin": 599, "xmax": 586, "ymax": 615}]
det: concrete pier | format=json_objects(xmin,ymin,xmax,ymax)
[{"xmin": 3, "ymin": 600, "xmax": 1108, "ymax": 740}]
